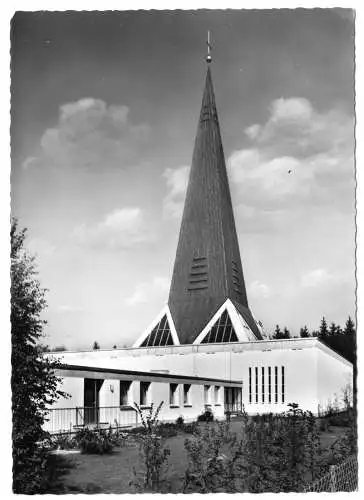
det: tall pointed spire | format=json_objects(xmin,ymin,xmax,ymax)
[{"xmin": 168, "ymin": 62, "xmax": 262, "ymax": 344}]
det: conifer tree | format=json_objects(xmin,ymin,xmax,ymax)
[
  {"xmin": 344, "ymin": 316, "xmax": 356, "ymax": 336},
  {"xmin": 282, "ymin": 327, "xmax": 291, "ymax": 339},
  {"xmin": 319, "ymin": 317, "xmax": 329, "ymax": 339},
  {"xmin": 272, "ymin": 324, "xmax": 282, "ymax": 339},
  {"xmin": 299, "ymin": 326, "xmax": 310, "ymax": 338},
  {"xmin": 93, "ymin": 341, "xmax": 100, "ymax": 350},
  {"xmin": 329, "ymin": 322, "xmax": 338, "ymax": 337},
  {"xmin": 11, "ymin": 219, "xmax": 66, "ymax": 493}
]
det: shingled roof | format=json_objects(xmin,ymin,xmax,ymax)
[{"xmin": 168, "ymin": 67, "xmax": 262, "ymax": 344}]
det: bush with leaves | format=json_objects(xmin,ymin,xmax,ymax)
[
  {"xmin": 130, "ymin": 402, "xmax": 171, "ymax": 492},
  {"xmin": 11, "ymin": 219, "xmax": 68, "ymax": 493},
  {"xmin": 197, "ymin": 407, "xmax": 214, "ymax": 422},
  {"xmin": 183, "ymin": 421, "xmax": 245, "ymax": 493},
  {"xmin": 75, "ymin": 428, "xmax": 114, "ymax": 454}
]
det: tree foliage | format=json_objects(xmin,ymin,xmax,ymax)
[
  {"xmin": 299, "ymin": 326, "xmax": 310, "ymax": 338},
  {"xmin": 93, "ymin": 341, "xmax": 100, "ymax": 350},
  {"xmin": 11, "ymin": 219, "xmax": 67, "ymax": 493},
  {"xmin": 272, "ymin": 325, "xmax": 290, "ymax": 339}
]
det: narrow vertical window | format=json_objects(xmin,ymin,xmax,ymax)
[
  {"xmin": 249, "ymin": 367, "xmax": 252, "ymax": 403},
  {"xmin": 120, "ymin": 381, "xmax": 131, "ymax": 406},
  {"xmin": 255, "ymin": 367, "xmax": 258, "ymax": 403},
  {"xmin": 281, "ymin": 366, "xmax": 285, "ymax": 404},
  {"xmin": 275, "ymin": 366, "xmax": 278, "ymax": 403},
  {"xmin": 183, "ymin": 384, "xmax": 191, "ymax": 405},
  {"xmin": 214, "ymin": 386, "xmax": 221, "ymax": 404},
  {"xmin": 140, "ymin": 382, "xmax": 150, "ymax": 406},
  {"xmin": 268, "ymin": 367, "xmax": 271, "ymax": 403},
  {"xmin": 170, "ymin": 383, "xmax": 179, "ymax": 406},
  {"xmin": 261, "ymin": 367, "xmax": 265, "ymax": 404},
  {"xmin": 204, "ymin": 385, "xmax": 210, "ymax": 405}
]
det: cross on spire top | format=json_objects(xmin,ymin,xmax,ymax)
[{"xmin": 206, "ymin": 30, "xmax": 212, "ymax": 63}]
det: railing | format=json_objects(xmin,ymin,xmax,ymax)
[
  {"xmin": 304, "ymin": 455, "xmax": 358, "ymax": 492},
  {"xmin": 224, "ymin": 401, "xmax": 244, "ymax": 414},
  {"xmin": 43, "ymin": 406, "xmax": 138, "ymax": 435}
]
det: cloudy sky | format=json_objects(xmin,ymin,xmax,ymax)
[{"xmin": 11, "ymin": 9, "xmax": 355, "ymax": 350}]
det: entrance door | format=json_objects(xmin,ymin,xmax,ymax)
[
  {"xmin": 224, "ymin": 387, "xmax": 243, "ymax": 413},
  {"xmin": 84, "ymin": 378, "xmax": 103, "ymax": 425}
]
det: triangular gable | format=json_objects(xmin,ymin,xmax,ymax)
[
  {"xmin": 193, "ymin": 299, "xmax": 262, "ymax": 344},
  {"xmin": 200, "ymin": 308, "xmax": 238, "ymax": 344},
  {"xmin": 232, "ymin": 300, "xmax": 264, "ymax": 340},
  {"xmin": 133, "ymin": 305, "xmax": 180, "ymax": 348}
]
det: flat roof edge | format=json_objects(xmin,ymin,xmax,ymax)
[{"xmin": 57, "ymin": 363, "xmax": 242, "ymax": 386}]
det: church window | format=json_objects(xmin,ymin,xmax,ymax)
[
  {"xmin": 140, "ymin": 382, "xmax": 150, "ymax": 406},
  {"xmin": 183, "ymin": 384, "xmax": 191, "ymax": 405},
  {"xmin": 200, "ymin": 309, "xmax": 238, "ymax": 343},
  {"xmin": 120, "ymin": 381, "xmax": 131, "ymax": 406},
  {"xmin": 204, "ymin": 385, "xmax": 211, "ymax": 405},
  {"xmin": 140, "ymin": 315, "xmax": 174, "ymax": 347},
  {"xmin": 255, "ymin": 367, "xmax": 259, "ymax": 403},
  {"xmin": 261, "ymin": 367, "xmax": 265, "ymax": 404},
  {"xmin": 170, "ymin": 384, "xmax": 179, "ymax": 406},
  {"xmin": 214, "ymin": 386, "xmax": 221, "ymax": 404},
  {"xmin": 275, "ymin": 366, "xmax": 278, "ymax": 403},
  {"xmin": 281, "ymin": 366, "xmax": 285, "ymax": 403},
  {"xmin": 249, "ymin": 368, "xmax": 252, "ymax": 403},
  {"xmin": 268, "ymin": 367, "xmax": 272, "ymax": 403}
]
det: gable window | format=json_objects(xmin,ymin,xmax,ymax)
[
  {"xmin": 200, "ymin": 310, "xmax": 238, "ymax": 344},
  {"xmin": 140, "ymin": 381, "xmax": 150, "ymax": 406},
  {"xmin": 120, "ymin": 381, "xmax": 131, "ymax": 406},
  {"xmin": 183, "ymin": 384, "xmax": 191, "ymax": 406},
  {"xmin": 170, "ymin": 384, "xmax": 179, "ymax": 406},
  {"xmin": 140, "ymin": 315, "xmax": 174, "ymax": 347}
]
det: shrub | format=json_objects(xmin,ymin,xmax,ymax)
[
  {"xmin": 328, "ymin": 412, "xmax": 351, "ymax": 427},
  {"xmin": 158, "ymin": 422, "xmax": 178, "ymax": 438},
  {"xmin": 183, "ymin": 421, "xmax": 198, "ymax": 434},
  {"xmin": 75, "ymin": 428, "xmax": 113, "ymax": 455},
  {"xmin": 197, "ymin": 408, "xmax": 214, "ymax": 422},
  {"xmin": 131, "ymin": 402, "xmax": 171, "ymax": 492},
  {"xmin": 318, "ymin": 418, "xmax": 330, "ymax": 432},
  {"xmin": 176, "ymin": 415, "xmax": 184, "ymax": 428},
  {"xmin": 183, "ymin": 421, "xmax": 243, "ymax": 493},
  {"xmin": 51, "ymin": 432, "xmax": 78, "ymax": 450}
]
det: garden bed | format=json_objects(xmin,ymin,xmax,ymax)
[{"xmin": 47, "ymin": 420, "xmax": 349, "ymax": 493}]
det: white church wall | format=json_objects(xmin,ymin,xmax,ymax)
[
  {"xmin": 51, "ymin": 338, "xmax": 352, "ymax": 418},
  {"xmin": 316, "ymin": 345, "xmax": 353, "ymax": 413},
  {"xmin": 53, "ymin": 376, "xmax": 84, "ymax": 409}
]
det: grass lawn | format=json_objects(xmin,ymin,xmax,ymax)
[{"xmin": 49, "ymin": 420, "xmax": 348, "ymax": 493}]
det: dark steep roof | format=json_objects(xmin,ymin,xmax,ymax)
[{"xmin": 168, "ymin": 67, "xmax": 261, "ymax": 344}]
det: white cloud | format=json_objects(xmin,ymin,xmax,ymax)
[
  {"xmin": 301, "ymin": 268, "xmax": 334, "ymax": 288},
  {"xmin": 126, "ymin": 276, "xmax": 169, "ymax": 306},
  {"xmin": 73, "ymin": 207, "xmax": 150, "ymax": 250},
  {"xmin": 228, "ymin": 97, "xmax": 354, "ymax": 232},
  {"xmin": 22, "ymin": 156, "xmax": 38, "ymax": 170},
  {"xmin": 162, "ymin": 166, "xmax": 190, "ymax": 218},
  {"xmin": 36, "ymin": 98, "xmax": 149, "ymax": 170},
  {"xmin": 249, "ymin": 280, "xmax": 271, "ymax": 299}
]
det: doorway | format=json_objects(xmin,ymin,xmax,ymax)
[
  {"xmin": 84, "ymin": 378, "xmax": 104, "ymax": 424},
  {"xmin": 224, "ymin": 387, "xmax": 243, "ymax": 413}
]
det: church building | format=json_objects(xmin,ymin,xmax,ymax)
[{"xmin": 47, "ymin": 55, "xmax": 352, "ymax": 433}]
